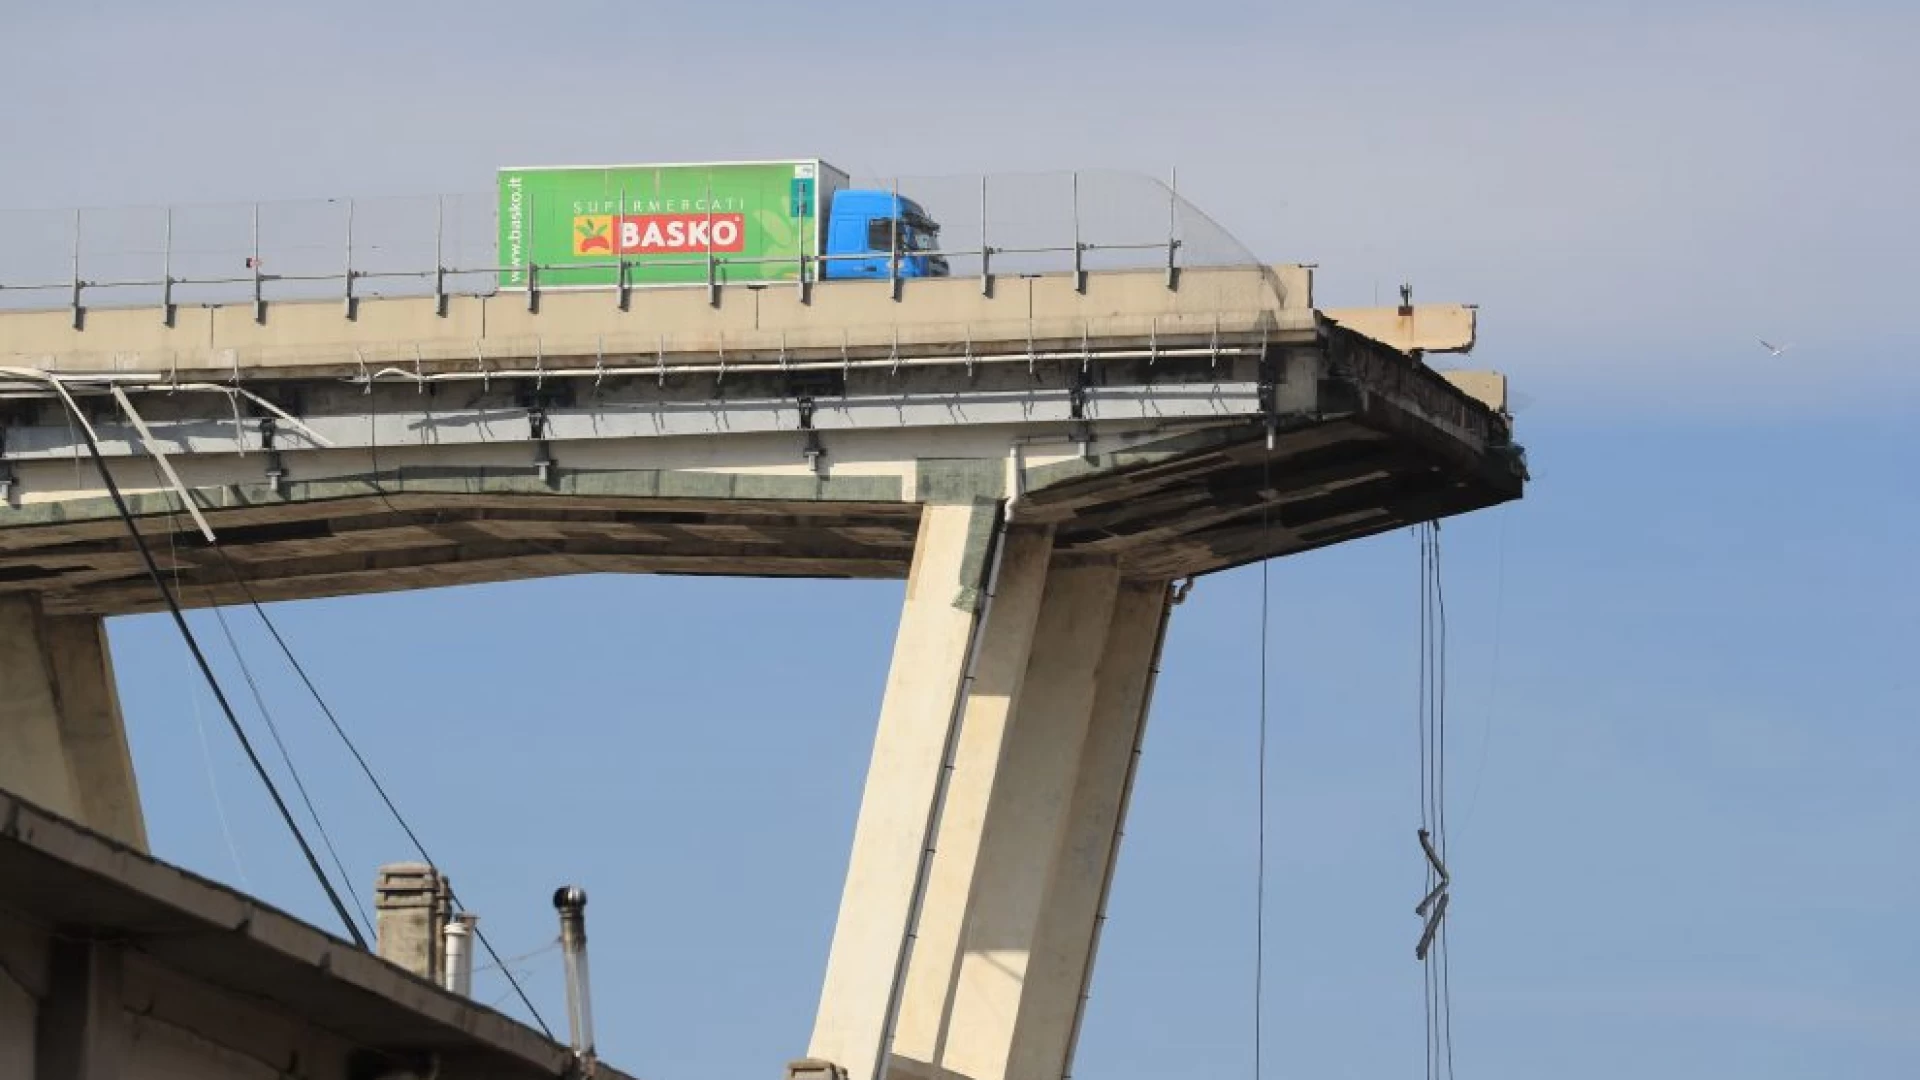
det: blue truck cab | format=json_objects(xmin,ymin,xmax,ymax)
[{"xmin": 823, "ymin": 190, "xmax": 949, "ymax": 280}]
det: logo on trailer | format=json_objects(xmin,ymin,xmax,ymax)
[
  {"xmin": 573, "ymin": 215, "xmax": 615, "ymax": 255},
  {"xmin": 571, "ymin": 213, "xmax": 747, "ymax": 256}
]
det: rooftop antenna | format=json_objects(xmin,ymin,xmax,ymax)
[{"xmin": 554, "ymin": 886, "xmax": 597, "ymax": 1071}]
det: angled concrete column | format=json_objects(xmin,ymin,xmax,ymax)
[
  {"xmin": 0, "ymin": 597, "xmax": 145, "ymax": 851},
  {"xmin": 926, "ymin": 560, "xmax": 1122, "ymax": 1080},
  {"xmin": 890, "ymin": 526, "xmax": 1059, "ymax": 1068},
  {"xmin": 1007, "ymin": 580, "xmax": 1173, "ymax": 1080},
  {"xmin": 809, "ymin": 500, "xmax": 1008, "ymax": 1080},
  {"xmin": 813, "ymin": 531, "xmax": 1178, "ymax": 1080}
]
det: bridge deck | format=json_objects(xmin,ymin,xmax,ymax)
[{"xmin": 0, "ymin": 265, "xmax": 1523, "ymax": 615}]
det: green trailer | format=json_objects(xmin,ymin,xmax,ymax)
[{"xmin": 497, "ymin": 159, "xmax": 849, "ymax": 290}]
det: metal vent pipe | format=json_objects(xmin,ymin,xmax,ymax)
[
  {"xmin": 442, "ymin": 914, "xmax": 476, "ymax": 997},
  {"xmin": 554, "ymin": 885, "xmax": 596, "ymax": 1061}
]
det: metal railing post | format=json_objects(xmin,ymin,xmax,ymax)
[
  {"xmin": 0, "ymin": 169, "xmax": 1221, "ymax": 319},
  {"xmin": 342, "ymin": 198, "xmax": 356, "ymax": 319},
  {"xmin": 1072, "ymin": 172, "xmax": 1086, "ymax": 294},
  {"xmin": 434, "ymin": 195, "xmax": 447, "ymax": 317},
  {"xmin": 617, "ymin": 185, "xmax": 630, "ymax": 311},
  {"xmin": 525, "ymin": 192, "xmax": 538, "ymax": 312},
  {"xmin": 251, "ymin": 203, "xmax": 265, "ymax": 324},
  {"xmin": 161, "ymin": 206, "xmax": 175, "ymax": 326},
  {"xmin": 1165, "ymin": 166, "xmax": 1181, "ymax": 291},
  {"xmin": 69, "ymin": 209, "xmax": 83, "ymax": 329},
  {"xmin": 706, "ymin": 174, "xmax": 719, "ymax": 308},
  {"xmin": 980, "ymin": 174, "xmax": 992, "ymax": 297},
  {"xmin": 888, "ymin": 177, "xmax": 900, "ymax": 302},
  {"xmin": 795, "ymin": 174, "xmax": 809, "ymax": 302}
]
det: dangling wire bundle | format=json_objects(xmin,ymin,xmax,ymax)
[
  {"xmin": 18, "ymin": 371, "xmax": 369, "ymax": 949},
  {"xmin": 10, "ymin": 368, "xmax": 556, "ymax": 1036},
  {"xmin": 1414, "ymin": 522, "xmax": 1455, "ymax": 1080}
]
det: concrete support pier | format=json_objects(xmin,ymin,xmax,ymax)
[
  {"xmin": 0, "ymin": 596, "xmax": 144, "ymax": 850},
  {"xmin": 809, "ymin": 500, "xmax": 1006, "ymax": 1080},
  {"xmin": 809, "ymin": 503, "xmax": 1176, "ymax": 1080}
]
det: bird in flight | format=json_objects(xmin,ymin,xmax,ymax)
[{"xmin": 1758, "ymin": 338, "xmax": 1792, "ymax": 357}]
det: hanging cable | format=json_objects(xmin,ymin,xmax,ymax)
[
  {"xmin": 474, "ymin": 936, "xmax": 562, "ymax": 974},
  {"xmin": 1419, "ymin": 525, "xmax": 1435, "ymax": 1080},
  {"xmin": 25, "ymin": 371, "xmax": 546, "ymax": 1031},
  {"xmin": 159, "ymin": 492, "xmax": 249, "ymax": 889},
  {"xmin": 1253, "ymin": 448, "xmax": 1273, "ymax": 1080},
  {"xmin": 203, "ymin": 543, "xmax": 555, "ymax": 1039},
  {"xmin": 206, "ymin": 600, "xmax": 376, "ymax": 942},
  {"xmin": 1433, "ymin": 527, "xmax": 1456, "ymax": 1080},
  {"xmin": 33, "ymin": 377, "xmax": 368, "ymax": 948},
  {"xmin": 259, "ymin": 362, "xmax": 602, "ymax": 1038},
  {"xmin": 123, "ymin": 376, "xmax": 548, "ymax": 1034},
  {"xmin": 1413, "ymin": 522, "xmax": 1455, "ymax": 1080}
]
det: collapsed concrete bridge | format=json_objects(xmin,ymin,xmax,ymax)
[{"xmin": 0, "ymin": 256, "xmax": 1521, "ymax": 1080}]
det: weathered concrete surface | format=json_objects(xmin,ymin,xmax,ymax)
[
  {"xmin": 0, "ymin": 596, "xmax": 144, "ymax": 850},
  {"xmin": 374, "ymin": 862, "xmax": 454, "ymax": 984}
]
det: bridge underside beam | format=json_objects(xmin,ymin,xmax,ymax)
[
  {"xmin": 0, "ymin": 407, "xmax": 1519, "ymax": 619},
  {"xmin": 2, "ymin": 496, "xmax": 924, "ymax": 615}
]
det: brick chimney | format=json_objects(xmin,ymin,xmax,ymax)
[{"xmin": 374, "ymin": 862, "xmax": 452, "ymax": 982}]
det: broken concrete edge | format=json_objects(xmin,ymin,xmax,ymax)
[
  {"xmin": 1321, "ymin": 326, "xmax": 1522, "ymax": 465},
  {"xmin": 1439, "ymin": 370, "xmax": 1507, "ymax": 415},
  {"xmin": 0, "ymin": 787, "xmax": 638, "ymax": 1080},
  {"xmin": 1320, "ymin": 304, "xmax": 1477, "ymax": 356},
  {"xmin": 787, "ymin": 1058, "xmax": 851, "ymax": 1080},
  {"xmin": 1018, "ymin": 335, "xmax": 1518, "ymax": 499}
]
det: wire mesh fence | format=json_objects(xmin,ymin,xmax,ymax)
[{"xmin": 0, "ymin": 170, "xmax": 1260, "ymax": 317}]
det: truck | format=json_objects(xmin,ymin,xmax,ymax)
[{"xmin": 496, "ymin": 159, "xmax": 948, "ymax": 290}]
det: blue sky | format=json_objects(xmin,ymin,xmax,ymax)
[{"xmin": 6, "ymin": 1, "xmax": 1918, "ymax": 1077}]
